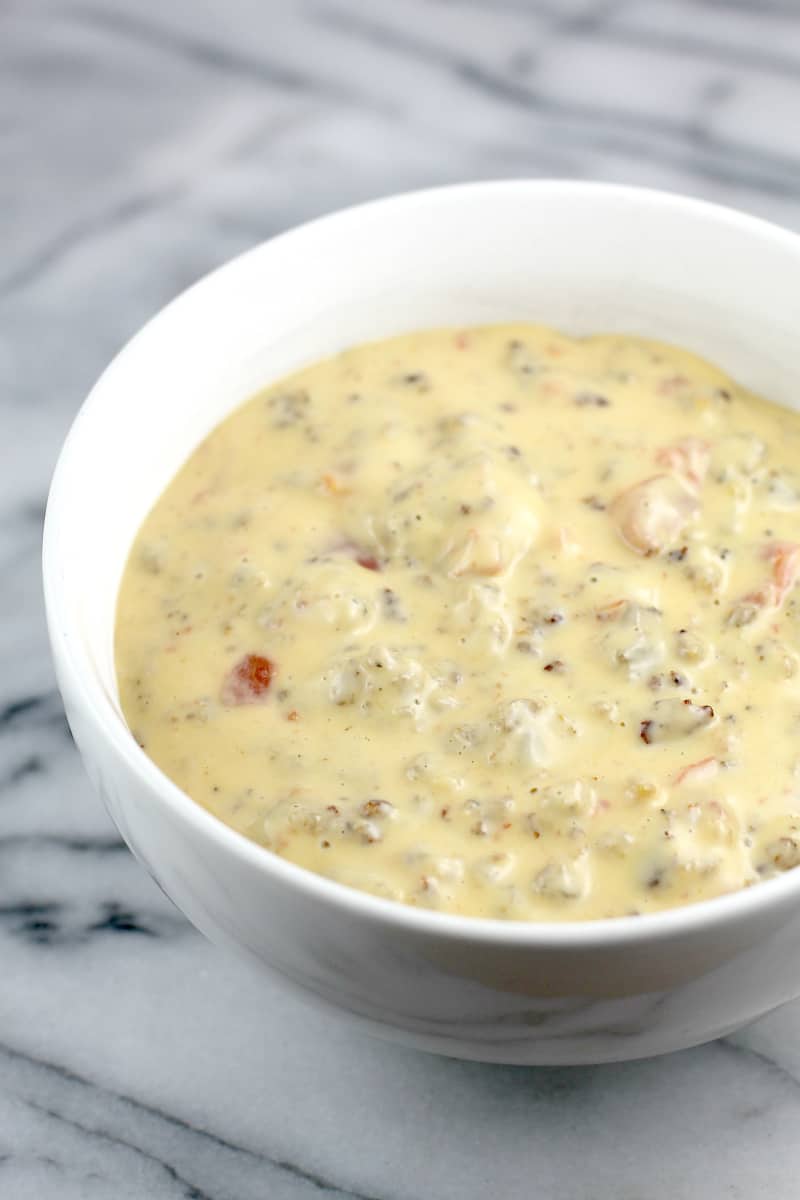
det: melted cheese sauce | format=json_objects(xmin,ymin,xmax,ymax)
[{"xmin": 116, "ymin": 325, "xmax": 800, "ymax": 921}]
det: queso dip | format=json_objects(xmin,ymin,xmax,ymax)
[{"xmin": 115, "ymin": 325, "xmax": 800, "ymax": 920}]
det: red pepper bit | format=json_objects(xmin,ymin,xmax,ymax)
[
  {"xmin": 356, "ymin": 554, "xmax": 380, "ymax": 571},
  {"xmin": 221, "ymin": 654, "xmax": 275, "ymax": 706}
]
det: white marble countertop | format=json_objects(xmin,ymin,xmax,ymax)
[{"xmin": 5, "ymin": 1, "xmax": 800, "ymax": 1195}]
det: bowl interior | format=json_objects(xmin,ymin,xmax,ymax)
[{"xmin": 46, "ymin": 180, "xmax": 800, "ymax": 750}]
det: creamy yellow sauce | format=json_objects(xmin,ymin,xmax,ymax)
[{"xmin": 115, "ymin": 325, "xmax": 800, "ymax": 921}]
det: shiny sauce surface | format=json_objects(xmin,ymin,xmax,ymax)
[{"xmin": 115, "ymin": 326, "xmax": 800, "ymax": 920}]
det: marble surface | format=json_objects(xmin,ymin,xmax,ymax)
[{"xmin": 5, "ymin": 0, "xmax": 800, "ymax": 1195}]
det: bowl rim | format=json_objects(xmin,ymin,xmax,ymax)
[{"xmin": 43, "ymin": 176, "xmax": 800, "ymax": 948}]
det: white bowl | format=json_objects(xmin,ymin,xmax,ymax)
[{"xmin": 44, "ymin": 181, "xmax": 800, "ymax": 1064}]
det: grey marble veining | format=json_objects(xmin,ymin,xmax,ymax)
[{"xmin": 4, "ymin": 0, "xmax": 800, "ymax": 1195}]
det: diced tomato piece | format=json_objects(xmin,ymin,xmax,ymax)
[
  {"xmin": 655, "ymin": 437, "xmax": 710, "ymax": 491},
  {"xmin": 329, "ymin": 538, "xmax": 381, "ymax": 571},
  {"xmin": 733, "ymin": 542, "xmax": 800, "ymax": 622},
  {"xmin": 673, "ymin": 756, "xmax": 718, "ymax": 787},
  {"xmin": 221, "ymin": 654, "xmax": 275, "ymax": 705},
  {"xmin": 767, "ymin": 541, "xmax": 800, "ymax": 601}
]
